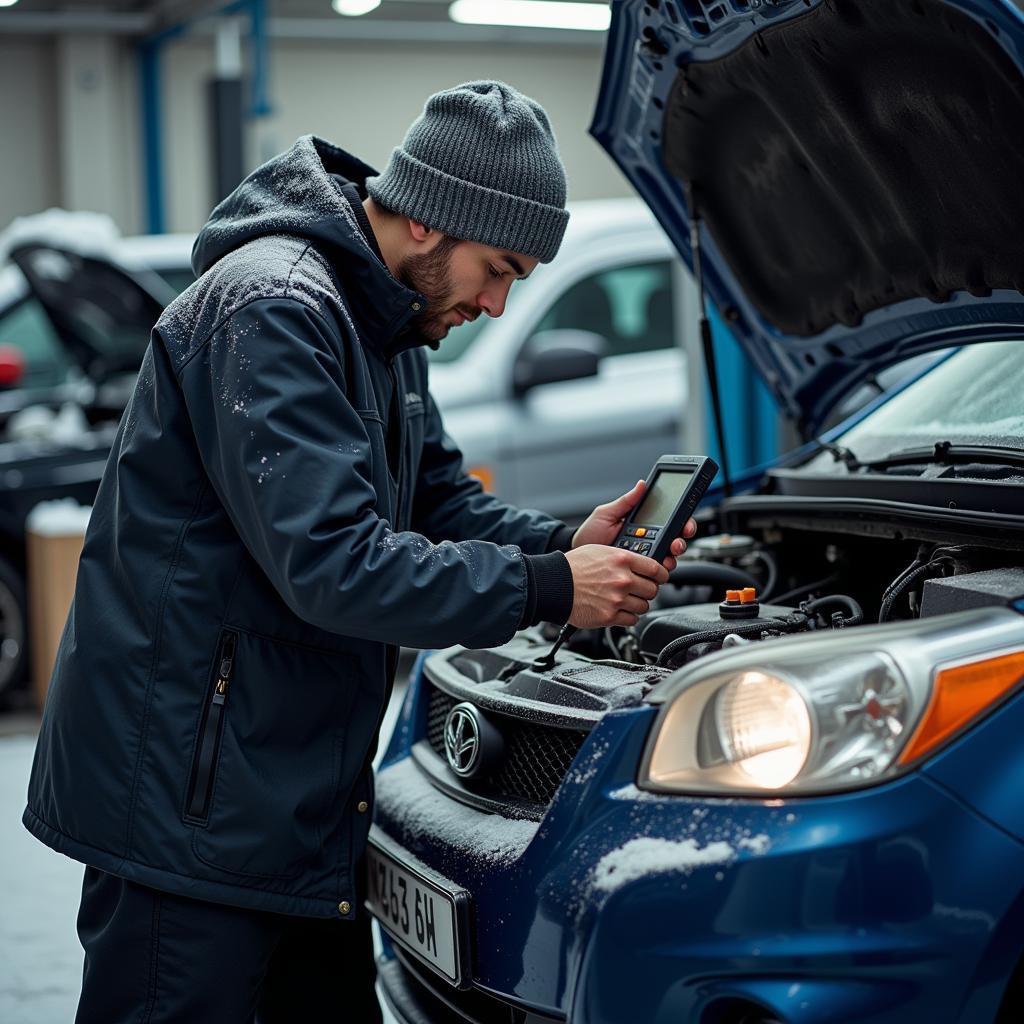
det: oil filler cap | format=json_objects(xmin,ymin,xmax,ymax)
[{"xmin": 720, "ymin": 587, "xmax": 760, "ymax": 619}]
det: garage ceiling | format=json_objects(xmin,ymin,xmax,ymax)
[
  {"xmin": 0, "ymin": 0, "xmax": 607, "ymax": 43},
  {"xmin": 4, "ymin": 0, "xmax": 480, "ymax": 21}
]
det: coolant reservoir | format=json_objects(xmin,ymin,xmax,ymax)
[{"xmin": 686, "ymin": 533, "xmax": 757, "ymax": 562}]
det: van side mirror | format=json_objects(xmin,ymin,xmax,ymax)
[{"xmin": 513, "ymin": 329, "xmax": 607, "ymax": 397}]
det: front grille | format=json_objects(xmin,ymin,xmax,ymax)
[{"xmin": 426, "ymin": 685, "xmax": 588, "ymax": 809}]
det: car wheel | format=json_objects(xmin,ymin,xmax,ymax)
[{"xmin": 0, "ymin": 556, "xmax": 28, "ymax": 699}]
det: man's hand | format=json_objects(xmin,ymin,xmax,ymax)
[
  {"xmin": 572, "ymin": 479, "xmax": 698, "ymax": 574},
  {"xmin": 564, "ymin": 545, "xmax": 670, "ymax": 629}
]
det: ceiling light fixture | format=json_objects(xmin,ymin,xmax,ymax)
[
  {"xmin": 332, "ymin": 0, "xmax": 381, "ymax": 16},
  {"xmin": 449, "ymin": 0, "xmax": 611, "ymax": 32}
]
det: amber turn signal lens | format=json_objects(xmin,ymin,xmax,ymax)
[
  {"xmin": 899, "ymin": 650, "xmax": 1024, "ymax": 765},
  {"xmin": 467, "ymin": 465, "xmax": 494, "ymax": 492}
]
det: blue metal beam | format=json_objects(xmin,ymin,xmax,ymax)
[
  {"xmin": 247, "ymin": 0, "xmax": 271, "ymax": 118},
  {"xmin": 140, "ymin": 41, "xmax": 164, "ymax": 235},
  {"xmin": 138, "ymin": 0, "xmax": 271, "ymax": 235},
  {"xmin": 704, "ymin": 305, "xmax": 780, "ymax": 476}
]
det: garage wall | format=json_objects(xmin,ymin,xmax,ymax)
[
  {"xmin": 56, "ymin": 34, "xmax": 142, "ymax": 237},
  {"xmin": 163, "ymin": 37, "xmax": 633, "ymax": 234},
  {"xmin": 0, "ymin": 39, "xmax": 61, "ymax": 230},
  {"xmin": 1, "ymin": 30, "xmax": 632, "ymax": 239}
]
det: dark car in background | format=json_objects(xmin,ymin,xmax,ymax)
[
  {"xmin": 0, "ymin": 213, "xmax": 193, "ymax": 698},
  {"xmin": 369, "ymin": 2, "xmax": 1024, "ymax": 1023}
]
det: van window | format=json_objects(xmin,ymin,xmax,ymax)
[{"xmin": 534, "ymin": 261, "xmax": 675, "ymax": 356}]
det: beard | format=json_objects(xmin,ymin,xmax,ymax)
[{"xmin": 397, "ymin": 234, "xmax": 465, "ymax": 341}]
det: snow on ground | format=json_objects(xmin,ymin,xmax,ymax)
[{"xmin": 0, "ymin": 677, "xmax": 408, "ymax": 1023}]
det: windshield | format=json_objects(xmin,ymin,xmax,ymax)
[
  {"xmin": 808, "ymin": 340, "xmax": 1024, "ymax": 467},
  {"xmin": 427, "ymin": 315, "xmax": 489, "ymax": 364}
]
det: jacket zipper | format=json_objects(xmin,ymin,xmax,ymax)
[
  {"xmin": 386, "ymin": 359, "xmax": 405, "ymax": 523},
  {"xmin": 185, "ymin": 631, "xmax": 236, "ymax": 821}
]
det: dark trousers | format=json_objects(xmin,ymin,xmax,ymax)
[{"xmin": 75, "ymin": 866, "xmax": 384, "ymax": 1024}]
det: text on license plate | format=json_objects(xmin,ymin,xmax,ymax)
[{"xmin": 366, "ymin": 842, "xmax": 461, "ymax": 983}]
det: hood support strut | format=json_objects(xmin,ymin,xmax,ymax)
[{"xmin": 687, "ymin": 183, "xmax": 731, "ymax": 497}]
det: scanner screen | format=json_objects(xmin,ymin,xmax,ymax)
[{"xmin": 633, "ymin": 469, "xmax": 695, "ymax": 527}]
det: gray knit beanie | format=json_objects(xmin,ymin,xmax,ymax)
[{"xmin": 366, "ymin": 81, "xmax": 569, "ymax": 264}]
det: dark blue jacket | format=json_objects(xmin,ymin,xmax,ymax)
[{"xmin": 23, "ymin": 136, "xmax": 573, "ymax": 918}]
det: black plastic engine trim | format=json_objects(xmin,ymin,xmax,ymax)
[{"xmin": 766, "ymin": 468, "xmax": 1024, "ymax": 515}]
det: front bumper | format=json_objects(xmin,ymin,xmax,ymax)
[{"xmin": 373, "ymin": 658, "xmax": 1024, "ymax": 1024}]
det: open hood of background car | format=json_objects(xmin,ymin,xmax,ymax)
[{"xmin": 591, "ymin": 0, "xmax": 1024, "ymax": 436}]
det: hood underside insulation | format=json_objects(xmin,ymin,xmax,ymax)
[{"xmin": 663, "ymin": 0, "xmax": 1024, "ymax": 337}]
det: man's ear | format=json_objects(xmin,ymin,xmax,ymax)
[{"xmin": 407, "ymin": 218, "xmax": 434, "ymax": 244}]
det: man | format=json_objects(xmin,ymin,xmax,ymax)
[{"xmin": 24, "ymin": 81, "xmax": 695, "ymax": 1021}]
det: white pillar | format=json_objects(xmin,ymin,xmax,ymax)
[
  {"xmin": 56, "ymin": 33, "xmax": 135, "ymax": 230},
  {"xmin": 676, "ymin": 261, "xmax": 707, "ymax": 455}
]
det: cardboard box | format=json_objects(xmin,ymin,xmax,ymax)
[{"xmin": 25, "ymin": 500, "xmax": 91, "ymax": 711}]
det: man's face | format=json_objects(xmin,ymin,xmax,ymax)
[{"xmin": 397, "ymin": 236, "xmax": 539, "ymax": 342}]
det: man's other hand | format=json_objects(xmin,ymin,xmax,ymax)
[
  {"xmin": 571, "ymin": 479, "xmax": 697, "ymax": 574},
  {"xmin": 564, "ymin": 545, "xmax": 671, "ymax": 629}
]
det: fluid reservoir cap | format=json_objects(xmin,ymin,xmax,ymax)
[
  {"xmin": 687, "ymin": 534, "xmax": 757, "ymax": 562},
  {"xmin": 720, "ymin": 588, "xmax": 760, "ymax": 619}
]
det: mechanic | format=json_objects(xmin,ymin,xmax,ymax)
[{"xmin": 23, "ymin": 81, "xmax": 696, "ymax": 1022}]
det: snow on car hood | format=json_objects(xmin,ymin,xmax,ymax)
[
  {"xmin": 0, "ymin": 209, "xmax": 121, "ymax": 266},
  {"xmin": 591, "ymin": 0, "xmax": 1024, "ymax": 435}
]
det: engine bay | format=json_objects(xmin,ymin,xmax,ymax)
[
  {"xmin": 573, "ymin": 522, "xmax": 1024, "ymax": 669},
  {"xmin": 428, "ymin": 512, "xmax": 1024, "ymax": 727}
]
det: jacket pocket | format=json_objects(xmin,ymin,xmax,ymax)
[
  {"xmin": 184, "ymin": 630, "xmax": 237, "ymax": 822},
  {"xmin": 184, "ymin": 628, "xmax": 363, "ymax": 880}
]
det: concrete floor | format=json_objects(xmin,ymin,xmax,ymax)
[{"xmin": 0, "ymin": 686, "xmax": 406, "ymax": 1024}]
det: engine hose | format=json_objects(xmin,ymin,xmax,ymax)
[
  {"xmin": 752, "ymin": 549, "xmax": 779, "ymax": 600},
  {"xmin": 667, "ymin": 560, "xmax": 760, "ymax": 592},
  {"xmin": 656, "ymin": 614, "xmax": 807, "ymax": 668},
  {"xmin": 801, "ymin": 594, "xmax": 864, "ymax": 627},
  {"xmin": 878, "ymin": 558, "xmax": 954, "ymax": 623},
  {"xmin": 879, "ymin": 555, "xmax": 926, "ymax": 612}
]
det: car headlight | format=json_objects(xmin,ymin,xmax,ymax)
[{"xmin": 640, "ymin": 608, "xmax": 1024, "ymax": 796}]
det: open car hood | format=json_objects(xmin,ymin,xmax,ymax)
[
  {"xmin": 591, "ymin": 0, "xmax": 1024, "ymax": 435},
  {"xmin": 1, "ymin": 210, "xmax": 175, "ymax": 382}
]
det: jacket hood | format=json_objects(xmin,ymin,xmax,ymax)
[
  {"xmin": 591, "ymin": 0, "xmax": 1024, "ymax": 436},
  {"xmin": 192, "ymin": 136, "xmax": 426, "ymax": 352},
  {"xmin": 192, "ymin": 136, "xmax": 382, "ymax": 277}
]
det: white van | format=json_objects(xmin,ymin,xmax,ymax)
[{"xmin": 427, "ymin": 198, "xmax": 686, "ymax": 522}]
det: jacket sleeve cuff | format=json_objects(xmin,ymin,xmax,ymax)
[
  {"xmin": 545, "ymin": 523, "xmax": 577, "ymax": 553},
  {"xmin": 520, "ymin": 551, "xmax": 574, "ymax": 628}
]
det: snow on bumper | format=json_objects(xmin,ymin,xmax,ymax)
[{"xmin": 374, "ymin": 705, "xmax": 1024, "ymax": 1024}]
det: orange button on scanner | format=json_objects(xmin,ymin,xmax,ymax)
[{"xmin": 635, "ymin": 528, "xmax": 647, "ymax": 537}]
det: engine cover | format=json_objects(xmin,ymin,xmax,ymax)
[{"xmin": 635, "ymin": 601, "xmax": 798, "ymax": 662}]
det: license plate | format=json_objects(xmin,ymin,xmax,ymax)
[{"xmin": 365, "ymin": 827, "xmax": 472, "ymax": 988}]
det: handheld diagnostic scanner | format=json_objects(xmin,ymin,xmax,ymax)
[
  {"xmin": 611, "ymin": 455, "xmax": 719, "ymax": 565},
  {"xmin": 533, "ymin": 454, "xmax": 719, "ymax": 668}
]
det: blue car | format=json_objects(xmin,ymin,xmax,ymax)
[{"xmin": 369, "ymin": 1, "xmax": 1024, "ymax": 1021}]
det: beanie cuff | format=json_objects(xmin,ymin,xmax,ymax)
[{"xmin": 367, "ymin": 147, "xmax": 569, "ymax": 264}]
